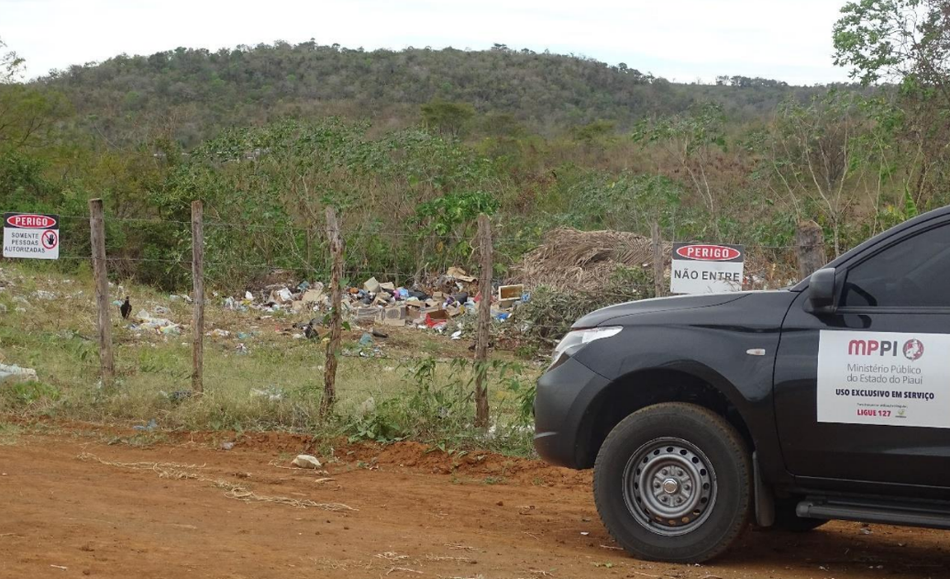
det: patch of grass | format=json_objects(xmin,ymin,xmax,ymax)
[{"xmin": 0, "ymin": 422, "xmax": 21, "ymax": 445}]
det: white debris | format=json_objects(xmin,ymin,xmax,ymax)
[
  {"xmin": 291, "ymin": 454, "xmax": 322, "ymax": 469},
  {"xmin": 0, "ymin": 364, "xmax": 38, "ymax": 384}
]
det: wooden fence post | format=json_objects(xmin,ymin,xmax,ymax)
[
  {"xmin": 191, "ymin": 201, "xmax": 205, "ymax": 395},
  {"xmin": 88, "ymin": 199, "xmax": 114, "ymax": 387},
  {"xmin": 795, "ymin": 220, "xmax": 826, "ymax": 279},
  {"xmin": 321, "ymin": 206, "xmax": 344, "ymax": 419},
  {"xmin": 474, "ymin": 214, "xmax": 492, "ymax": 429},
  {"xmin": 651, "ymin": 221, "xmax": 664, "ymax": 298}
]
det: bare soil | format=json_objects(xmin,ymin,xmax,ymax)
[{"xmin": 1, "ymin": 426, "xmax": 947, "ymax": 579}]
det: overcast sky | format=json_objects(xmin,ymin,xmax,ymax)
[{"xmin": 3, "ymin": 0, "xmax": 851, "ymax": 85}]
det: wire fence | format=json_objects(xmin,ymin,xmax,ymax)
[
  {"xmin": 6, "ymin": 207, "xmax": 820, "ymax": 338},
  {"xmin": 1, "ymin": 202, "xmax": 826, "ymax": 432}
]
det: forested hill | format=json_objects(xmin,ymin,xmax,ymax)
[{"xmin": 38, "ymin": 42, "xmax": 834, "ymax": 145}]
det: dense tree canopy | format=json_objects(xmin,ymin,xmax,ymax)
[
  {"xmin": 36, "ymin": 42, "xmax": 835, "ymax": 147},
  {"xmin": 0, "ymin": 28, "xmax": 946, "ymax": 290}
]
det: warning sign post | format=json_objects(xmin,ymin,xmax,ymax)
[
  {"xmin": 3, "ymin": 213, "xmax": 60, "ymax": 260},
  {"xmin": 670, "ymin": 243, "xmax": 744, "ymax": 294}
]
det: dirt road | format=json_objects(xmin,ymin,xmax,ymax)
[{"xmin": 1, "ymin": 428, "xmax": 947, "ymax": 579}]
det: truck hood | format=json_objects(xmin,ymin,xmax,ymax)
[{"xmin": 574, "ymin": 292, "xmax": 760, "ymax": 328}]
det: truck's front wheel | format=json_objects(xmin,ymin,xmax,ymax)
[{"xmin": 594, "ymin": 402, "xmax": 751, "ymax": 563}]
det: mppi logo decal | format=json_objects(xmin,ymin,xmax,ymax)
[
  {"xmin": 903, "ymin": 338, "xmax": 924, "ymax": 361},
  {"xmin": 848, "ymin": 338, "xmax": 924, "ymax": 361}
]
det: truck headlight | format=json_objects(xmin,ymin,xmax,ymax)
[{"xmin": 549, "ymin": 326, "xmax": 622, "ymax": 370}]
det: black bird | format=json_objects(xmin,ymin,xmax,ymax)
[
  {"xmin": 120, "ymin": 296, "xmax": 132, "ymax": 320},
  {"xmin": 303, "ymin": 318, "xmax": 319, "ymax": 340}
]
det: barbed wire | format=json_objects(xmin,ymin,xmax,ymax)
[{"xmin": 48, "ymin": 213, "xmax": 806, "ymax": 249}]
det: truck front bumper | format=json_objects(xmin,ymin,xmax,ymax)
[{"xmin": 533, "ymin": 355, "xmax": 612, "ymax": 469}]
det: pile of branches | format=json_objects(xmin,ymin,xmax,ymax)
[{"xmin": 510, "ymin": 228, "xmax": 668, "ymax": 293}]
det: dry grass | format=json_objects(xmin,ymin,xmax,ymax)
[{"xmin": 510, "ymin": 227, "xmax": 667, "ymax": 292}]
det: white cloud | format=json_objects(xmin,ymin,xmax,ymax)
[{"xmin": 1, "ymin": 0, "xmax": 851, "ymax": 84}]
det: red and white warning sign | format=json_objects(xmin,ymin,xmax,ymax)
[
  {"xmin": 670, "ymin": 243, "xmax": 744, "ymax": 294},
  {"xmin": 3, "ymin": 212, "xmax": 60, "ymax": 260}
]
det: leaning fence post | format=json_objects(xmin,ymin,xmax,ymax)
[
  {"xmin": 795, "ymin": 220, "xmax": 826, "ymax": 279},
  {"xmin": 474, "ymin": 214, "xmax": 492, "ymax": 429},
  {"xmin": 191, "ymin": 201, "xmax": 205, "ymax": 395},
  {"xmin": 88, "ymin": 198, "xmax": 114, "ymax": 387},
  {"xmin": 322, "ymin": 206, "xmax": 344, "ymax": 419},
  {"xmin": 651, "ymin": 221, "xmax": 664, "ymax": 298}
]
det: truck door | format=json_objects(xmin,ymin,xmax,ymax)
[{"xmin": 774, "ymin": 221, "xmax": 950, "ymax": 492}]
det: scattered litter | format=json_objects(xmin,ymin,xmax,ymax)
[
  {"xmin": 235, "ymin": 343, "xmax": 249, "ymax": 355},
  {"xmin": 158, "ymin": 390, "xmax": 192, "ymax": 403},
  {"xmin": 132, "ymin": 309, "xmax": 183, "ymax": 336},
  {"xmin": 208, "ymin": 329, "xmax": 231, "ymax": 338},
  {"xmin": 31, "ymin": 290, "xmax": 56, "ymax": 300},
  {"xmin": 451, "ymin": 330, "xmax": 463, "ymax": 340},
  {"xmin": 153, "ymin": 305, "xmax": 171, "ymax": 315},
  {"xmin": 357, "ymin": 397, "xmax": 377, "ymax": 416},
  {"xmin": 291, "ymin": 454, "xmax": 322, "ymax": 469},
  {"xmin": 223, "ymin": 297, "xmax": 247, "ymax": 312},
  {"xmin": 0, "ymin": 364, "xmax": 38, "ymax": 384},
  {"xmin": 447, "ymin": 266, "xmax": 476, "ymax": 283},
  {"xmin": 359, "ymin": 332, "xmax": 374, "ymax": 347},
  {"xmin": 221, "ymin": 441, "xmax": 235, "ymax": 451},
  {"xmin": 160, "ymin": 325, "xmax": 181, "ymax": 336},
  {"xmin": 250, "ymin": 386, "xmax": 284, "ymax": 401},
  {"xmin": 271, "ymin": 288, "xmax": 293, "ymax": 303},
  {"xmin": 133, "ymin": 419, "xmax": 158, "ymax": 432}
]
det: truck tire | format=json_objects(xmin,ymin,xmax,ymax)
[{"xmin": 594, "ymin": 402, "xmax": 751, "ymax": 563}]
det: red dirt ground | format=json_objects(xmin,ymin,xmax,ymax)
[{"xmin": 1, "ymin": 426, "xmax": 947, "ymax": 578}]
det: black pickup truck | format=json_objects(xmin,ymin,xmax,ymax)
[{"xmin": 534, "ymin": 207, "xmax": 950, "ymax": 563}]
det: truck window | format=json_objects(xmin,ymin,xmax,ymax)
[{"xmin": 840, "ymin": 224, "xmax": 950, "ymax": 308}]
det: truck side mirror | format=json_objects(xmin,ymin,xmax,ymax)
[{"xmin": 805, "ymin": 268, "xmax": 836, "ymax": 314}]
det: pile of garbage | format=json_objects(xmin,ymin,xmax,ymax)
[{"xmin": 222, "ymin": 266, "xmax": 527, "ymax": 332}]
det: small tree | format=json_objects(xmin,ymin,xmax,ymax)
[
  {"xmin": 634, "ymin": 103, "xmax": 727, "ymax": 232},
  {"xmin": 421, "ymin": 99, "xmax": 475, "ymax": 139},
  {"xmin": 834, "ymin": 0, "xmax": 950, "ymax": 202},
  {"xmin": 1, "ymin": 37, "xmax": 25, "ymax": 83},
  {"xmin": 762, "ymin": 92, "xmax": 867, "ymax": 256}
]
